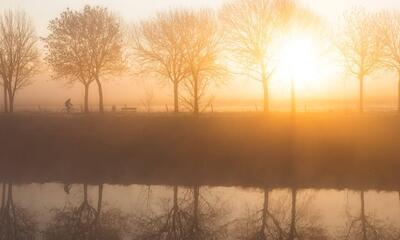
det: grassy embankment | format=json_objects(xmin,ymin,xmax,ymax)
[{"xmin": 0, "ymin": 112, "xmax": 399, "ymax": 190}]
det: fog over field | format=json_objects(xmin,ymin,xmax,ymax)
[{"xmin": 1, "ymin": 0, "xmax": 400, "ymax": 111}]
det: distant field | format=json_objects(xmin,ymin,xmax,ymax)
[{"xmin": 0, "ymin": 112, "xmax": 399, "ymax": 190}]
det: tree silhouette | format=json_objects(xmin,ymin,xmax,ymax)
[
  {"xmin": 44, "ymin": 193, "xmax": 129, "ymax": 240},
  {"xmin": 46, "ymin": 5, "xmax": 125, "ymax": 113},
  {"xmin": 337, "ymin": 9, "xmax": 382, "ymax": 113},
  {"xmin": 141, "ymin": 84, "xmax": 154, "ymax": 113},
  {"xmin": 375, "ymin": 11, "xmax": 400, "ymax": 113},
  {"xmin": 235, "ymin": 189, "xmax": 327, "ymax": 240},
  {"xmin": 339, "ymin": 190, "xmax": 398, "ymax": 240},
  {"xmin": 43, "ymin": 184, "xmax": 109, "ymax": 240},
  {"xmin": 220, "ymin": 0, "xmax": 296, "ymax": 113},
  {"xmin": 82, "ymin": 6, "xmax": 125, "ymax": 113},
  {"xmin": 132, "ymin": 186, "xmax": 190, "ymax": 240},
  {"xmin": 178, "ymin": 9, "xmax": 226, "ymax": 114},
  {"xmin": 132, "ymin": 10, "xmax": 190, "ymax": 113},
  {"xmin": 132, "ymin": 186, "xmax": 229, "ymax": 240},
  {"xmin": 45, "ymin": 8, "xmax": 94, "ymax": 113},
  {"xmin": 0, "ymin": 183, "xmax": 37, "ymax": 240},
  {"xmin": 0, "ymin": 10, "xmax": 40, "ymax": 113}
]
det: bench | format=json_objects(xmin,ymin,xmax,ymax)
[{"xmin": 121, "ymin": 107, "xmax": 137, "ymax": 112}]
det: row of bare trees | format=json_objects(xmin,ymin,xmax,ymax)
[
  {"xmin": 5, "ymin": 1, "xmax": 400, "ymax": 113},
  {"xmin": 337, "ymin": 9, "xmax": 400, "ymax": 113},
  {"xmin": 0, "ymin": 5, "xmax": 125, "ymax": 114},
  {"xmin": 46, "ymin": 6, "xmax": 224, "ymax": 114},
  {"xmin": 44, "ymin": 6, "xmax": 125, "ymax": 114},
  {"xmin": 132, "ymin": 9, "xmax": 225, "ymax": 114},
  {"xmin": 0, "ymin": 10, "xmax": 40, "ymax": 113},
  {"xmin": 133, "ymin": 0, "xmax": 305, "ymax": 114}
]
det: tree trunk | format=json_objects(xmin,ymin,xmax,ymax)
[
  {"xmin": 8, "ymin": 93, "xmax": 14, "ymax": 113},
  {"xmin": 261, "ymin": 189, "xmax": 269, "ymax": 240},
  {"xmin": 173, "ymin": 185, "xmax": 178, "ymax": 211},
  {"xmin": 291, "ymin": 76, "xmax": 296, "ymax": 114},
  {"xmin": 84, "ymin": 84, "xmax": 90, "ymax": 114},
  {"xmin": 361, "ymin": 190, "xmax": 367, "ymax": 240},
  {"xmin": 262, "ymin": 71, "xmax": 269, "ymax": 113},
  {"xmin": 97, "ymin": 184, "xmax": 103, "ymax": 216},
  {"xmin": 83, "ymin": 184, "xmax": 88, "ymax": 203},
  {"xmin": 397, "ymin": 69, "xmax": 400, "ymax": 113},
  {"xmin": 7, "ymin": 183, "xmax": 17, "ymax": 240},
  {"xmin": 3, "ymin": 82, "xmax": 8, "ymax": 113},
  {"xmin": 172, "ymin": 185, "xmax": 179, "ymax": 239},
  {"xmin": 95, "ymin": 77, "xmax": 104, "ymax": 113},
  {"xmin": 173, "ymin": 82, "xmax": 179, "ymax": 113},
  {"xmin": 359, "ymin": 74, "xmax": 364, "ymax": 113},
  {"xmin": 94, "ymin": 184, "xmax": 103, "ymax": 240},
  {"xmin": 192, "ymin": 185, "xmax": 200, "ymax": 234},
  {"xmin": 193, "ymin": 75, "xmax": 199, "ymax": 115},
  {"xmin": 1, "ymin": 182, "xmax": 6, "ymax": 211},
  {"xmin": 288, "ymin": 188, "xmax": 297, "ymax": 240}
]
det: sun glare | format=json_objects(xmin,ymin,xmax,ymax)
[
  {"xmin": 272, "ymin": 33, "xmax": 338, "ymax": 100},
  {"xmin": 277, "ymin": 35, "xmax": 319, "ymax": 84}
]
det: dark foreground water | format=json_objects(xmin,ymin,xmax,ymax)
[{"xmin": 2, "ymin": 183, "xmax": 399, "ymax": 240}]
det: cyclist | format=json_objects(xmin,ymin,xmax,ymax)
[{"xmin": 65, "ymin": 98, "xmax": 73, "ymax": 113}]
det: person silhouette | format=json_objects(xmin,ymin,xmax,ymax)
[{"xmin": 65, "ymin": 98, "xmax": 73, "ymax": 113}]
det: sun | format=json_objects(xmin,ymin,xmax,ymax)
[
  {"xmin": 271, "ymin": 32, "xmax": 340, "ymax": 103},
  {"xmin": 277, "ymin": 35, "xmax": 319, "ymax": 84}
]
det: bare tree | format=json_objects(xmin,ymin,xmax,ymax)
[
  {"xmin": 132, "ymin": 186, "xmax": 229, "ymax": 240},
  {"xmin": 47, "ymin": 184, "xmax": 105, "ymax": 240},
  {"xmin": 235, "ymin": 189, "xmax": 327, "ymax": 240},
  {"xmin": 132, "ymin": 10, "xmax": 189, "ymax": 113},
  {"xmin": 141, "ymin": 84, "xmax": 154, "ymax": 113},
  {"xmin": 44, "ymin": 185, "xmax": 129, "ymax": 240},
  {"xmin": 178, "ymin": 9, "xmax": 226, "ymax": 114},
  {"xmin": 244, "ymin": 189, "xmax": 278, "ymax": 240},
  {"xmin": 375, "ymin": 11, "xmax": 400, "ymax": 113},
  {"xmin": 220, "ymin": 0, "xmax": 295, "ymax": 113},
  {"xmin": 82, "ymin": 6, "xmax": 125, "ymax": 113},
  {"xmin": 337, "ymin": 9, "xmax": 382, "ymax": 113},
  {"xmin": 47, "ymin": 6, "xmax": 125, "ymax": 113},
  {"xmin": 0, "ymin": 10, "xmax": 40, "ymax": 113},
  {"xmin": 44, "ymin": 8, "xmax": 94, "ymax": 113},
  {"xmin": 132, "ymin": 186, "xmax": 190, "ymax": 240},
  {"xmin": 0, "ymin": 183, "xmax": 37, "ymax": 240},
  {"xmin": 339, "ymin": 190, "xmax": 398, "ymax": 240}
]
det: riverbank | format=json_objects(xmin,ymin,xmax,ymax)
[{"xmin": 0, "ymin": 112, "xmax": 399, "ymax": 190}]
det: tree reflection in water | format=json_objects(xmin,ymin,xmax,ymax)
[
  {"xmin": 43, "ymin": 184, "xmax": 130, "ymax": 240},
  {"xmin": 0, "ymin": 182, "xmax": 37, "ymax": 240},
  {"xmin": 234, "ymin": 188, "xmax": 328, "ymax": 240},
  {"xmin": 2, "ymin": 184, "xmax": 400, "ymax": 240},
  {"xmin": 132, "ymin": 185, "xmax": 230, "ymax": 240},
  {"xmin": 339, "ymin": 190, "xmax": 399, "ymax": 240}
]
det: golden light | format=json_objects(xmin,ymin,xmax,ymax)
[
  {"xmin": 277, "ymin": 35, "xmax": 319, "ymax": 85},
  {"xmin": 271, "ymin": 32, "xmax": 340, "ymax": 105}
]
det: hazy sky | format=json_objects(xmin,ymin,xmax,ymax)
[
  {"xmin": 1, "ymin": 0, "xmax": 400, "ymax": 37},
  {"xmin": 1, "ymin": 0, "xmax": 400, "ymax": 111}
]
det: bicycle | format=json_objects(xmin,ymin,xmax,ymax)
[{"xmin": 61, "ymin": 106, "xmax": 79, "ymax": 113}]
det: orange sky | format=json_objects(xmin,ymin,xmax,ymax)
[{"xmin": 1, "ymin": 0, "xmax": 400, "ymax": 111}]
